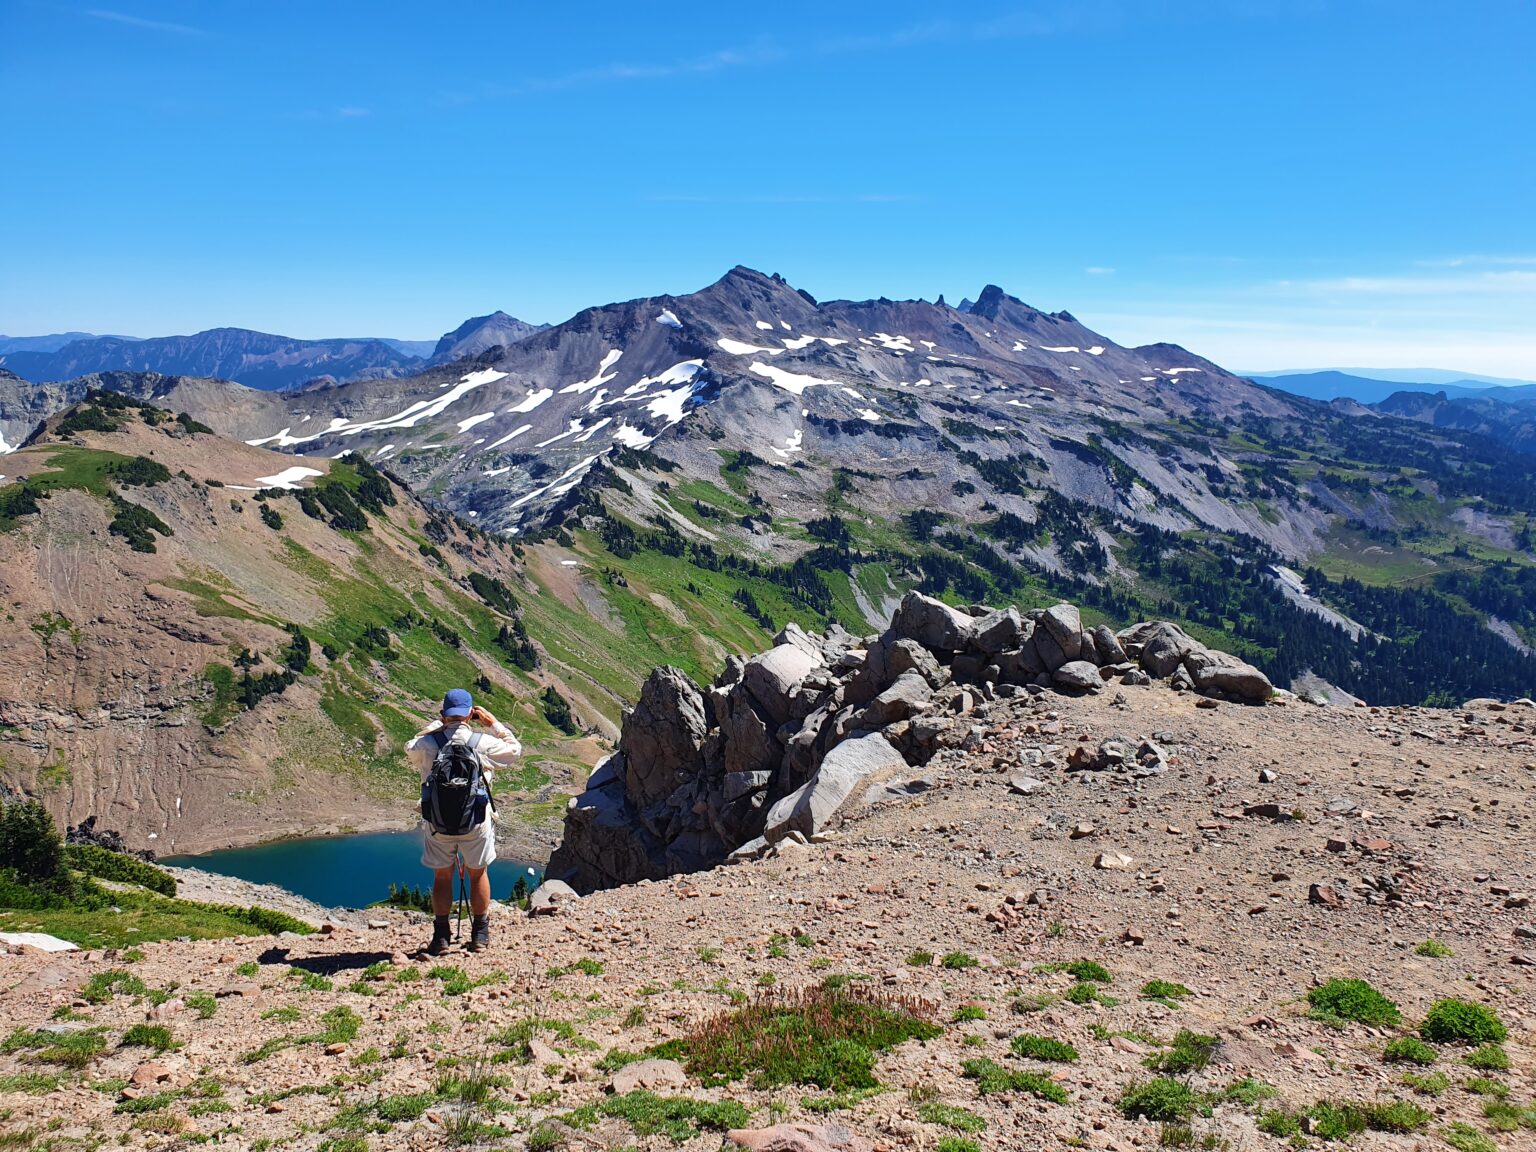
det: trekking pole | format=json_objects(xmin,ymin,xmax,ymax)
[{"xmin": 454, "ymin": 849, "xmax": 468, "ymax": 943}]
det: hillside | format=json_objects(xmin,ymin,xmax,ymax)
[
  {"xmin": 0, "ymin": 391, "xmax": 603, "ymax": 856},
  {"xmin": 8, "ymin": 268, "xmax": 1536, "ymax": 712},
  {"xmin": 0, "ymin": 648, "xmax": 1530, "ymax": 1150}
]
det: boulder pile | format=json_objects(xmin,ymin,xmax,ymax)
[{"xmin": 546, "ymin": 593, "xmax": 1273, "ymax": 891}]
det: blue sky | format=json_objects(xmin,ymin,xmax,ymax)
[{"xmin": 3, "ymin": 1, "xmax": 1533, "ymax": 376}]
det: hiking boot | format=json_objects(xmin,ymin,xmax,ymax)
[
  {"xmin": 466, "ymin": 916, "xmax": 490, "ymax": 953},
  {"xmin": 423, "ymin": 916, "xmax": 452, "ymax": 957}
]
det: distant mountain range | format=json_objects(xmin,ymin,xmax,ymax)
[
  {"xmin": 0, "ymin": 312, "xmax": 546, "ymax": 392},
  {"xmin": 1249, "ymin": 368, "xmax": 1536, "ymax": 404}
]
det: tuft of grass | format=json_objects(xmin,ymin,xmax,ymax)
[
  {"xmin": 1256, "ymin": 1109, "xmax": 1300, "ymax": 1138},
  {"xmin": 1010, "ymin": 1032, "xmax": 1079, "ymax": 1063},
  {"xmin": 0, "ymin": 1072, "xmax": 63, "ymax": 1094},
  {"xmin": 183, "ymin": 991, "xmax": 217, "ymax": 1020},
  {"xmin": 936, "ymin": 1139, "xmax": 981, "ymax": 1152},
  {"xmin": 547, "ymin": 957, "xmax": 605, "ymax": 978},
  {"xmin": 1140, "ymin": 979, "xmax": 1192, "ymax": 1006},
  {"xmin": 1359, "ymin": 1099, "xmax": 1431, "ymax": 1133},
  {"xmin": 1011, "ymin": 992, "xmax": 1055, "ymax": 1014},
  {"xmin": 1119, "ymin": 1078, "xmax": 1200, "ymax": 1122},
  {"xmin": 1144, "ymin": 1030, "xmax": 1218, "ymax": 1075},
  {"xmin": 648, "ymin": 984, "xmax": 940, "ymax": 1091},
  {"xmin": 121, "ymin": 1024, "xmax": 177, "ymax": 1053},
  {"xmin": 585, "ymin": 1091, "xmax": 749, "ymax": 1141},
  {"xmin": 1420, "ymin": 999, "xmax": 1507, "ymax": 1045},
  {"xmin": 940, "ymin": 952, "xmax": 979, "ymax": 970},
  {"xmin": 905, "ymin": 949, "xmax": 934, "ymax": 967},
  {"xmin": 1414, "ymin": 938, "xmax": 1453, "ymax": 958},
  {"xmin": 1467, "ymin": 1076, "xmax": 1508, "ymax": 1099},
  {"xmin": 1464, "ymin": 1043, "xmax": 1510, "ymax": 1071},
  {"xmin": 235, "ymin": 961, "xmax": 259, "ymax": 977},
  {"xmin": 1481, "ymin": 1099, "xmax": 1536, "ymax": 1133},
  {"xmin": 918, "ymin": 1101, "xmax": 986, "ymax": 1133},
  {"xmin": 1306, "ymin": 978, "xmax": 1401, "ymax": 1028},
  {"xmin": 1064, "ymin": 982, "xmax": 1117, "ymax": 1006},
  {"xmin": 1217, "ymin": 1077, "xmax": 1277, "ymax": 1107},
  {"xmin": 951, "ymin": 1005, "xmax": 986, "ymax": 1023},
  {"xmin": 1382, "ymin": 1036, "xmax": 1437, "ymax": 1065},
  {"xmin": 1399, "ymin": 1070, "xmax": 1448, "ymax": 1096},
  {"xmin": 1443, "ymin": 1121, "xmax": 1497, "ymax": 1152},
  {"xmin": 1, "ymin": 1027, "xmax": 108, "ymax": 1070},
  {"xmin": 960, "ymin": 1058, "xmax": 1067, "ymax": 1103},
  {"xmin": 81, "ymin": 969, "xmax": 149, "ymax": 1004},
  {"xmin": 1065, "ymin": 960, "xmax": 1111, "ymax": 984},
  {"xmin": 1305, "ymin": 1102, "xmax": 1367, "ymax": 1141}
]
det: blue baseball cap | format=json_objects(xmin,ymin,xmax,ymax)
[{"xmin": 441, "ymin": 688, "xmax": 473, "ymax": 717}]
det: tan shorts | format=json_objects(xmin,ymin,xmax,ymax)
[{"xmin": 420, "ymin": 818, "xmax": 496, "ymax": 871}]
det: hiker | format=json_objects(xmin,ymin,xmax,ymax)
[{"xmin": 406, "ymin": 689, "xmax": 522, "ymax": 955}]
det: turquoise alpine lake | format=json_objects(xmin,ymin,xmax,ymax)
[{"xmin": 164, "ymin": 830, "xmax": 543, "ymax": 910}]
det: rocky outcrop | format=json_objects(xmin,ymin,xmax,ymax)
[{"xmin": 547, "ymin": 593, "xmax": 1275, "ymax": 892}]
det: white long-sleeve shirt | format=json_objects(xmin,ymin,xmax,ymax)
[{"xmin": 405, "ymin": 718, "xmax": 522, "ymax": 788}]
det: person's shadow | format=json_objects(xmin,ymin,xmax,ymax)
[{"xmin": 255, "ymin": 947, "xmax": 395, "ymax": 975}]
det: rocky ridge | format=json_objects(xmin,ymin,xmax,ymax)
[
  {"xmin": 549, "ymin": 593, "xmax": 1274, "ymax": 891},
  {"xmin": 0, "ymin": 672, "xmax": 1531, "ymax": 1150}
]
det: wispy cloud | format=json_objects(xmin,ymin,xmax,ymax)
[
  {"xmin": 1412, "ymin": 254, "xmax": 1536, "ymax": 269},
  {"xmin": 1084, "ymin": 266, "xmax": 1115, "ymax": 276},
  {"xmin": 474, "ymin": 6, "xmax": 1097, "ymax": 100},
  {"xmin": 84, "ymin": 8, "xmax": 206, "ymax": 36}
]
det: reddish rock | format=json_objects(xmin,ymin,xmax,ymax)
[
  {"xmin": 1309, "ymin": 884, "xmax": 1345, "ymax": 909},
  {"xmin": 728, "ymin": 1124, "xmax": 875, "ymax": 1152}
]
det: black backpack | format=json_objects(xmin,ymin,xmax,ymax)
[{"xmin": 421, "ymin": 731, "xmax": 486, "ymax": 836}]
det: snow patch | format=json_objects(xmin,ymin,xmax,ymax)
[
  {"xmin": 253, "ymin": 466, "xmax": 324, "ymax": 490},
  {"xmin": 871, "ymin": 332, "xmax": 913, "ymax": 352},
  {"xmin": 508, "ymin": 388, "xmax": 554, "ymax": 414},
  {"xmin": 755, "ymin": 320, "xmax": 774, "ymax": 330},
  {"xmin": 560, "ymin": 349, "xmax": 623, "ymax": 395},
  {"xmin": 574, "ymin": 417, "xmax": 612, "ymax": 443},
  {"xmin": 718, "ymin": 337, "xmax": 782, "ymax": 356},
  {"xmin": 841, "ymin": 387, "xmax": 866, "ymax": 400},
  {"xmin": 1012, "ymin": 341, "xmax": 1027, "ymax": 352},
  {"xmin": 483, "ymin": 465, "xmax": 512, "ymax": 477},
  {"xmin": 750, "ymin": 362, "xmax": 839, "ymax": 396},
  {"xmin": 856, "ymin": 408, "xmax": 881, "ymax": 422},
  {"xmin": 781, "ymin": 320, "xmax": 792, "ymax": 331},
  {"xmin": 484, "ymin": 424, "xmax": 532, "ymax": 450},
  {"xmin": 611, "ymin": 425, "xmax": 654, "ymax": 449},
  {"xmin": 1087, "ymin": 346, "xmax": 1105, "ymax": 355},
  {"xmin": 655, "ymin": 309, "xmax": 682, "ymax": 329},
  {"xmin": 537, "ymin": 421, "xmax": 584, "ymax": 448},
  {"xmin": 1039, "ymin": 345, "xmax": 1080, "ymax": 353},
  {"xmin": 456, "ymin": 412, "xmax": 496, "ymax": 433},
  {"xmin": 245, "ymin": 369, "xmax": 507, "ymax": 447},
  {"xmin": 1163, "ymin": 367, "xmax": 1202, "ymax": 375}
]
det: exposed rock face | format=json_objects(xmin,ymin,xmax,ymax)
[{"xmin": 548, "ymin": 591, "xmax": 1275, "ymax": 891}]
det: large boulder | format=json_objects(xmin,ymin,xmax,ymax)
[
  {"xmin": 1185, "ymin": 649, "xmax": 1273, "ymax": 702},
  {"xmin": 1054, "ymin": 661, "xmax": 1104, "ymax": 693},
  {"xmin": 1039, "ymin": 603, "xmax": 1083, "ymax": 661},
  {"xmin": 545, "ymin": 762, "xmax": 668, "ymax": 892},
  {"xmin": 857, "ymin": 672, "xmax": 933, "ymax": 728},
  {"xmin": 1091, "ymin": 624, "xmax": 1128, "ymax": 665},
  {"xmin": 970, "ymin": 607, "xmax": 1022, "ymax": 655},
  {"xmin": 1122, "ymin": 621, "xmax": 1205, "ymax": 678},
  {"xmin": 892, "ymin": 591, "xmax": 978, "ymax": 653},
  {"xmin": 743, "ymin": 644, "xmax": 821, "ymax": 728},
  {"xmin": 762, "ymin": 733, "xmax": 906, "ymax": 843},
  {"xmin": 619, "ymin": 667, "xmax": 709, "ymax": 808}
]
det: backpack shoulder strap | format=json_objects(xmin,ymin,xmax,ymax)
[{"xmin": 430, "ymin": 728, "xmax": 450, "ymax": 752}]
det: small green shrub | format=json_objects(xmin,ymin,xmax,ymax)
[
  {"xmin": 1420, "ymin": 999, "xmax": 1506, "ymax": 1044},
  {"xmin": 121, "ymin": 1024, "xmax": 176, "ymax": 1053},
  {"xmin": 1065, "ymin": 960, "xmax": 1111, "ymax": 984},
  {"xmin": 1414, "ymin": 938, "xmax": 1452, "ymax": 958},
  {"xmin": 1010, "ymin": 1032, "xmax": 1079, "ymax": 1063},
  {"xmin": 235, "ymin": 961, "xmax": 259, "ymax": 977},
  {"xmin": 82, "ymin": 969, "xmax": 149, "ymax": 1004},
  {"xmin": 1144, "ymin": 1030, "xmax": 1218, "ymax": 1075},
  {"xmin": 1481, "ymin": 1100, "xmax": 1536, "ymax": 1132},
  {"xmin": 1443, "ymin": 1121, "xmax": 1498, "ymax": 1152},
  {"xmin": 1256, "ymin": 1109, "xmax": 1300, "ymax": 1137},
  {"xmin": 1064, "ymin": 982, "xmax": 1116, "ymax": 1006},
  {"xmin": 941, "ymin": 952, "xmax": 979, "ymax": 970},
  {"xmin": 1360, "ymin": 1099, "xmax": 1431, "ymax": 1133},
  {"xmin": 1119, "ymin": 1078, "xmax": 1200, "ymax": 1122},
  {"xmin": 183, "ymin": 992, "xmax": 217, "ymax": 1020},
  {"xmin": 1382, "ymin": 1036, "xmax": 1437, "ymax": 1065},
  {"xmin": 592, "ymin": 1091, "xmax": 749, "ymax": 1140},
  {"xmin": 917, "ymin": 1101, "xmax": 986, "ymax": 1133},
  {"xmin": 935, "ymin": 1139, "xmax": 981, "ymax": 1152},
  {"xmin": 1140, "ymin": 979, "xmax": 1192, "ymax": 1005},
  {"xmin": 951, "ymin": 1005, "xmax": 985, "ymax": 1023},
  {"xmin": 1217, "ymin": 1077, "xmax": 1277, "ymax": 1106},
  {"xmin": 1306, "ymin": 1101, "xmax": 1367, "ymax": 1141},
  {"xmin": 1467, "ymin": 1076, "xmax": 1508, "ymax": 1099},
  {"xmin": 1306, "ymin": 978, "xmax": 1401, "ymax": 1027},
  {"xmin": 1399, "ymin": 1070, "xmax": 1448, "ymax": 1096},
  {"xmin": 1464, "ymin": 1043, "xmax": 1510, "ymax": 1071},
  {"xmin": 960, "ymin": 1058, "xmax": 1067, "ymax": 1103}
]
